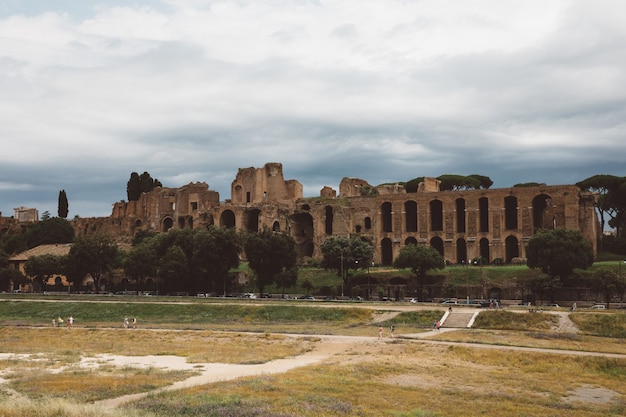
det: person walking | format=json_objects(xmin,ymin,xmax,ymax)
[
  {"xmin": 132, "ymin": 317, "xmax": 137, "ymax": 329},
  {"xmin": 67, "ymin": 316, "xmax": 73, "ymax": 328},
  {"xmin": 378, "ymin": 325, "xmax": 384, "ymax": 339},
  {"xmin": 389, "ymin": 324, "xmax": 395, "ymax": 339},
  {"xmin": 123, "ymin": 317, "xmax": 129, "ymax": 329}
]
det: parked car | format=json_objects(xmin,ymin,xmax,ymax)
[
  {"xmin": 590, "ymin": 304, "xmax": 605, "ymax": 309},
  {"xmin": 299, "ymin": 295, "xmax": 316, "ymax": 300},
  {"xmin": 545, "ymin": 303, "xmax": 560, "ymax": 308}
]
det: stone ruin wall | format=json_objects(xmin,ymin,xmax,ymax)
[{"xmin": 24, "ymin": 162, "xmax": 597, "ymax": 266}]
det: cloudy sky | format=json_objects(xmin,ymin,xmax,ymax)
[{"xmin": 1, "ymin": 0, "xmax": 625, "ymax": 219}]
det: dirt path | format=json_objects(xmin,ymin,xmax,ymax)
[{"xmin": 92, "ymin": 324, "xmax": 626, "ymax": 410}]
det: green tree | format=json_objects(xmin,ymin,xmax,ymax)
[
  {"xmin": 577, "ymin": 175, "xmax": 626, "ymax": 239},
  {"xmin": 275, "ymin": 267, "xmax": 298, "ymax": 297},
  {"xmin": 192, "ymin": 226, "xmax": 241, "ymax": 295},
  {"xmin": 151, "ymin": 228, "xmax": 194, "ymax": 292},
  {"xmin": 467, "ymin": 174, "xmax": 493, "ymax": 189},
  {"xmin": 127, "ymin": 171, "xmax": 163, "ymax": 201},
  {"xmin": 526, "ymin": 228, "xmax": 594, "ymax": 281},
  {"xmin": 320, "ymin": 236, "xmax": 374, "ymax": 294},
  {"xmin": 588, "ymin": 268, "xmax": 626, "ymax": 308},
  {"xmin": 65, "ymin": 235, "xmax": 119, "ymax": 292},
  {"xmin": 0, "ymin": 267, "xmax": 27, "ymax": 292},
  {"xmin": 158, "ymin": 245, "xmax": 189, "ymax": 294},
  {"xmin": 24, "ymin": 217, "xmax": 74, "ymax": 248},
  {"xmin": 244, "ymin": 228, "xmax": 297, "ymax": 295},
  {"xmin": 58, "ymin": 190, "xmax": 69, "ymax": 218},
  {"xmin": 404, "ymin": 177, "xmax": 425, "ymax": 193},
  {"xmin": 392, "ymin": 243, "xmax": 445, "ymax": 300},
  {"xmin": 123, "ymin": 241, "xmax": 158, "ymax": 294},
  {"xmin": 24, "ymin": 254, "xmax": 64, "ymax": 291},
  {"xmin": 437, "ymin": 174, "xmax": 481, "ymax": 191}
]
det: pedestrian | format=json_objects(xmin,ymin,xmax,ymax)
[
  {"xmin": 436, "ymin": 321, "xmax": 441, "ymax": 332},
  {"xmin": 448, "ymin": 306, "xmax": 453, "ymax": 313},
  {"xmin": 433, "ymin": 321, "xmax": 437, "ymax": 331},
  {"xmin": 390, "ymin": 324, "xmax": 395, "ymax": 338},
  {"xmin": 52, "ymin": 318, "xmax": 56, "ymax": 327},
  {"xmin": 132, "ymin": 317, "xmax": 137, "ymax": 329},
  {"xmin": 56, "ymin": 316, "xmax": 63, "ymax": 327},
  {"xmin": 378, "ymin": 325, "xmax": 383, "ymax": 339},
  {"xmin": 123, "ymin": 316, "xmax": 129, "ymax": 329},
  {"xmin": 571, "ymin": 302, "xmax": 577, "ymax": 312},
  {"xmin": 67, "ymin": 316, "xmax": 73, "ymax": 328}
]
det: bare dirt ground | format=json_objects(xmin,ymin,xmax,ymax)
[{"xmin": 1, "ymin": 309, "xmax": 623, "ymax": 410}]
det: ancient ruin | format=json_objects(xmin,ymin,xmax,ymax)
[{"xmin": 60, "ymin": 162, "xmax": 598, "ymax": 265}]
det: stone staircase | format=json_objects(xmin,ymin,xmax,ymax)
[{"xmin": 440, "ymin": 311, "xmax": 480, "ymax": 328}]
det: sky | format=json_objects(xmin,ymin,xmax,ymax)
[{"xmin": 1, "ymin": 0, "xmax": 625, "ymax": 219}]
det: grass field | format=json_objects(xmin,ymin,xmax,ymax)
[{"xmin": 1, "ymin": 297, "xmax": 625, "ymax": 417}]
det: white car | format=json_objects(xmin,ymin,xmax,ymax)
[{"xmin": 590, "ymin": 304, "xmax": 605, "ymax": 309}]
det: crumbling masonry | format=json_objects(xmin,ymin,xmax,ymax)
[{"xmin": 70, "ymin": 162, "xmax": 598, "ymax": 264}]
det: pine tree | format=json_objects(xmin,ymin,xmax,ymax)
[{"xmin": 58, "ymin": 190, "xmax": 69, "ymax": 218}]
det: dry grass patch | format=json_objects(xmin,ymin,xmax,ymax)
[
  {"xmin": 130, "ymin": 342, "xmax": 626, "ymax": 416},
  {"xmin": 7, "ymin": 365, "xmax": 194, "ymax": 402},
  {"xmin": 429, "ymin": 329, "xmax": 626, "ymax": 354},
  {"xmin": 0, "ymin": 327, "xmax": 317, "ymax": 364}
]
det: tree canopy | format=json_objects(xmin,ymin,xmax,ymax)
[
  {"xmin": 526, "ymin": 228, "xmax": 594, "ymax": 280},
  {"xmin": 57, "ymin": 190, "xmax": 69, "ymax": 218},
  {"xmin": 404, "ymin": 174, "xmax": 492, "ymax": 192},
  {"xmin": 576, "ymin": 174, "xmax": 626, "ymax": 239},
  {"xmin": 393, "ymin": 243, "xmax": 445, "ymax": 301},
  {"xmin": 320, "ymin": 236, "xmax": 374, "ymax": 290},
  {"xmin": 244, "ymin": 228, "xmax": 297, "ymax": 295},
  {"xmin": 65, "ymin": 234, "xmax": 119, "ymax": 292},
  {"xmin": 126, "ymin": 171, "xmax": 162, "ymax": 201}
]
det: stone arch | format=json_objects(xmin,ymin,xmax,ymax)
[
  {"xmin": 162, "ymin": 217, "xmax": 174, "ymax": 232},
  {"xmin": 430, "ymin": 200, "xmax": 443, "ymax": 231},
  {"xmin": 244, "ymin": 209, "xmax": 261, "ymax": 232},
  {"xmin": 405, "ymin": 236, "xmax": 417, "ymax": 245},
  {"xmin": 220, "ymin": 210, "xmax": 236, "ymax": 228},
  {"xmin": 456, "ymin": 198, "xmax": 466, "ymax": 233},
  {"xmin": 430, "ymin": 236, "xmax": 444, "ymax": 257},
  {"xmin": 325, "ymin": 205, "xmax": 333, "ymax": 235},
  {"xmin": 364, "ymin": 217, "xmax": 371, "ymax": 230},
  {"xmin": 404, "ymin": 200, "xmax": 417, "ymax": 232},
  {"xmin": 290, "ymin": 212, "xmax": 314, "ymax": 258},
  {"xmin": 479, "ymin": 197, "xmax": 489, "ymax": 233},
  {"xmin": 381, "ymin": 202, "xmax": 392, "ymax": 233},
  {"xmin": 504, "ymin": 196, "xmax": 518, "ymax": 230},
  {"xmin": 479, "ymin": 238, "xmax": 490, "ymax": 262},
  {"xmin": 505, "ymin": 235, "xmax": 519, "ymax": 262},
  {"xmin": 456, "ymin": 238, "xmax": 467, "ymax": 263},
  {"xmin": 381, "ymin": 238, "xmax": 393, "ymax": 266},
  {"xmin": 272, "ymin": 221, "xmax": 280, "ymax": 232},
  {"xmin": 532, "ymin": 194, "xmax": 552, "ymax": 230}
]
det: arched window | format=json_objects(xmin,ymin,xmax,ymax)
[
  {"xmin": 430, "ymin": 200, "xmax": 443, "ymax": 231},
  {"xmin": 456, "ymin": 198, "xmax": 466, "ymax": 233},
  {"xmin": 504, "ymin": 196, "xmax": 518, "ymax": 230},
  {"xmin": 405, "ymin": 200, "xmax": 417, "ymax": 232},
  {"xmin": 479, "ymin": 197, "xmax": 489, "ymax": 233},
  {"xmin": 381, "ymin": 202, "xmax": 393, "ymax": 233},
  {"xmin": 220, "ymin": 210, "xmax": 236, "ymax": 228}
]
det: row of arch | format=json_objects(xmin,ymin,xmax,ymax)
[
  {"xmin": 379, "ymin": 236, "xmax": 521, "ymax": 266},
  {"xmin": 377, "ymin": 194, "xmax": 552, "ymax": 234}
]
